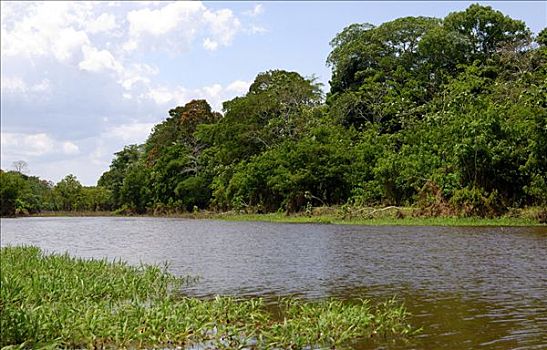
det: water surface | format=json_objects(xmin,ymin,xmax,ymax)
[{"xmin": 2, "ymin": 217, "xmax": 546, "ymax": 349}]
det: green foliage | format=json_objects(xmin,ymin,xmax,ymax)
[
  {"xmin": 1, "ymin": 246, "xmax": 413, "ymax": 349},
  {"xmin": 1, "ymin": 171, "xmax": 57, "ymax": 216},
  {"xmin": 144, "ymin": 99, "xmax": 221, "ymax": 166},
  {"xmin": 98, "ymin": 144, "xmax": 142, "ymax": 208},
  {"xmin": 326, "ymin": 16, "xmax": 442, "ymax": 131},
  {"xmin": 326, "ymin": 4, "xmax": 532, "ymax": 132},
  {"xmin": 119, "ymin": 164, "xmax": 151, "ymax": 214},
  {"xmin": 79, "ymin": 186, "xmax": 113, "ymax": 211},
  {"xmin": 0, "ymin": 171, "xmax": 24, "ymax": 216},
  {"xmin": 94, "ymin": 4, "xmax": 545, "ymax": 217},
  {"xmin": 450, "ymin": 186, "xmax": 501, "ymax": 217},
  {"xmin": 53, "ymin": 174, "xmax": 83, "ymax": 211},
  {"xmin": 198, "ymin": 70, "xmax": 322, "ymax": 166},
  {"xmin": 220, "ymin": 113, "xmax": 358, "ymax": 212},
  {"xmin": 444, "ymin": 4, "xmax": 531, "ymax": 58},
  {"xmin": 0, "ymin": 170, "xmax": 113, "ymax": 217},
  {"xmin": 537, "ymin": 28, "xmax": 547, "ymax": 47},
  {"xmin": 4, "ymin": 5, "xmax": 541, "ymax": 218},
  {"xmin": 174, "ymin": 175, "xmax": 211, "ymax": 211}
]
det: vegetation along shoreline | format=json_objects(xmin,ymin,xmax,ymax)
[
  {"xmin": 11, "ymin": 205, "xmax": 546, "ymax": 227},
  {"xmin": 2, "ymin": 5, "xmax": 546, "ymax": 224},
  {"xmin": 1, "ymin": 246, "xmax": 415, "ymax": 349}
]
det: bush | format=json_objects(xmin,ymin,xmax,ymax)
[{"xmin": 450, "ymin": 187, "xmax": 503, "ymax": 217}]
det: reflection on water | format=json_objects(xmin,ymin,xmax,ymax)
[
  {"xmin": 1, "ymin": 217, "xmax": 546, "ymax": 349},
  {"xmin": 343, "ymin": 287, "xmax": 547, "ymax": 349}
]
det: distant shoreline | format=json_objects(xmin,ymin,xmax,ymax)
[{"xmin": 12, "ymin": 207, "xmax": 546, "ymax": 227}]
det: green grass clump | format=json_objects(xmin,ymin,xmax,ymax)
[
  {"xmin": 218, "ymin": 211, "xmax": 542, "ymax": 226},
  {"xmin": 262, "ymin": 298, "xmax": 413, "ymax": 349},
  {"xmin": 1, "ymin": 246, "xmax": 413, "ymax": 349}
]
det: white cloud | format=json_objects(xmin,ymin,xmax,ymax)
[
  {"xmin": 121, "ymin": 39, "xmax": 138, "ymax": 52},
  {"xmin": 85, "ymin": 13, "xmax": 117, "ymax": 34},
  {"xmin": 52, "ymin": 27, "xmax": 90, "ymax": 62},
  {"xmin": 226, "ymin": 80, "xmax": 251, "ymax": 94},
  {"xmin": 119, "ymin": 63, "xmax": 158, "ymax": 90},
  {"xmin": 250, "ymin": 25, "xmax": 267, "ymax": 34},
  {"xmin": 125, "ymin": 1, "xmax": 206, "ymax": 52},
  {"xmin": 1, "ymin": 133, "xmax": 81, "ymax": 158},
  {"xmin": 1, "ymin": 2, "xmax": 91, "ymax": 62},
  {"xmin": 146, "ymin": 79, "xmax": 251, "ymax": 111},
  {"xmin": 62, "ymin": 141, "xmax": 80, "ymax": 155},
  {"xmin": 90, "ymin": 140, "xmax": 109, "ymax": 166},
  {"xmin": 242, "ymin": 4, "xmax": 266, "ymax": 35},
  {"xmin": 1, "ymin": 1, "xmax": 255, "ymax": 185},
  {"xmin": 204, "ymin": 84, "xmax": 223, "ymax": 97},
  {"xmin": 79, "ymin": 45, "xmax": 122, "ymax": 73},
  {"xmin": 135, "ymin": 1, "xmax": 164, "ymax": 8},
  {"xmin": 0, "ymin": 1, "xmax": 13, "ymax": 23},
  {"xmin": 1, "ymin": 77, "xmax": 51, "ymax": 95},
  {"xmin": 203, "ymin": 38, "xmax": 219, "ymax": 51},
  {"xmin": 1, "ymin": 76, "xmax": 27, "ymax": 93},
  {"xmin": 244, "ymin": 4, "xmax": 264, "ymax": 17},
  {"xmin": 124, "ymin": 1, "xmax": 241, "ymax": 53},
  {"xmin": 147, "ymin": 87, "xmax": 175, "ymax": 105},
  {"xmin": 31, "ymin": 79, "xmax": 51, "ymax": 93},
  {"xmin": 1, "ymin": 133, "xmax": 55, "ymax": 157},
  {"xmin": 103, "ymin": 122, "xmax": 155, "ymax": 143},
  {"xmin": 203, "ymin": 8, "xmax": 241, "ymax": 48}
]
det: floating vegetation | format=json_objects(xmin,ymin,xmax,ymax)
[{"xmin": 1, "ymin": 246, "xmax": 414, "ymax": 349}]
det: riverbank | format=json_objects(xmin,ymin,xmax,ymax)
[
  {"xmin": 1, "ymin": 246, "xmax": 413, "ymax": 349},
  {"xmin": 23, "ymin": 206, "xmax": 546, "ymax": 226},
  {"xmin": 217, "ymin": 212, "xmax": 544, "ymax": 226}
]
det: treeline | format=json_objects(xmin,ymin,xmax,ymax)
[
  {"xmin": 97, "ymin": 5, "xmax": 545, "ymax": 217},
  {"xmin": 0, "ymin": 171, "xmax": 111, "ymax": 217},
  {"xmin": 2, "ymin": 5, "xmax": 546, "ymax": 218}
]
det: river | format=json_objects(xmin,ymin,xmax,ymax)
[{"xmin": 1, "ymin": 217, "xmax": 546, "ymax": 349}]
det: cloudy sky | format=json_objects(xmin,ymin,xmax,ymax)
[{"xmin": 1, "ymin": 1, "xmax": 545, "ymax": 185}]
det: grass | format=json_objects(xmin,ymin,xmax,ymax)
[
  {"xmin": 27, "ymin": 206, "xmax": 545, "ymax": 226},
  {"xmin": 215, "ymin": 211, "xmax": 543, "ymax": 227},
  {"xmin": 1, "ymin": 246, "xmax": 414, "ymax": 349},
  {"xmin": 25, "ymin": 210, "xmax": 114, "ymax": 217}
]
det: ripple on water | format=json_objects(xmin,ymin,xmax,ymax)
[{"xmin": 1, "ymin": 217, "xmax": 546, "ymax": 349}]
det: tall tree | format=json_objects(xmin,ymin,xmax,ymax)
[
  {"xmin": 12, "ymin": 160, "xmax": 28, "ymax": 174},
  {"xmin": 444, "ymin": 4, "xmax": 531, "ymax": 58},
  {"xmin": 54, "ymin": 174, "xmax": 83, "ymax": 211},
  {"xmin": 98, "ymin": 144, "xmax": 143, "ymax": 208}
]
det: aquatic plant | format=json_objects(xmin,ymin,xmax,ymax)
[{"xmin": 1, "ymin": 246, "xmax": 413, "ymax": 349}]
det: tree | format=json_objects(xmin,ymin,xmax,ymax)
[
  {"xmin": 93, "ymin": 5, "xmax": 544, "ymax": 216},
  {"xmin": 198, "ymin": 70, "xmax": 322, "ymax": 166},
  {"xmin": 444, "ymin": 4, "xmax": 531, "ymax": 58},
  {"xmin": 224, "ymin": 117, "xmax": 359, "ymax": 212},
  {"xmin": 195, "ymin": 70, "xmax": 323, "ymax": 209},
  {"xmin": 145, "ymin": 99, "xmax": 221, "ymax": 166},
  {"xmin": 54, "ymin": 174, "xmax": 83, "ymax": 211},
  {"xmin": 536, "ymin": 28, "xmax": 547, "ymax": 47},
  {"xmin": 326, "ymin": 17, "xmax": 441, "ymax": 131},
  {"xmin": 0, "ymin": 171, "xmax": 25, "ymax": 216},
  {"xmin": 79, "ymin": 187, "xmax": 113, "ymax": 211},
  {"xmin": 98, "ymin": 144, "xmax": 143, "ymax": 208},
  {"xmin": 118, "ymin": 163, "xmax": 151, "ymax": 214},
  {"xmin": 12, "ymin": 160, "xmax": 28, "ymax": 174},
  {"xmin": 144, "ymin": 100, "xmax": 220, "ymax": 211}
]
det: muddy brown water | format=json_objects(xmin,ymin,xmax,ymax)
[{"xmin": 1, "ymin": 217, "xmax": 546, "ymax": 349}]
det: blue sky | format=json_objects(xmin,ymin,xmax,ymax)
[{"xmin": 1, "ymin": 1, "xmax": 545, "ymax": 185}]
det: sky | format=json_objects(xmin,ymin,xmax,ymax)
[{"xmin": 1, "ymin": 1, "xmax": 546, "ymax": 186}]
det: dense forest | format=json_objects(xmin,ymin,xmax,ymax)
[{"xmin": 2, "ymin": 5, "xmax": 546, "ymax": 218}]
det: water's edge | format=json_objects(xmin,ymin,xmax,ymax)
[{"xmin": 2, "ymin": 217, "xmax": 546, "ymax": 349}]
